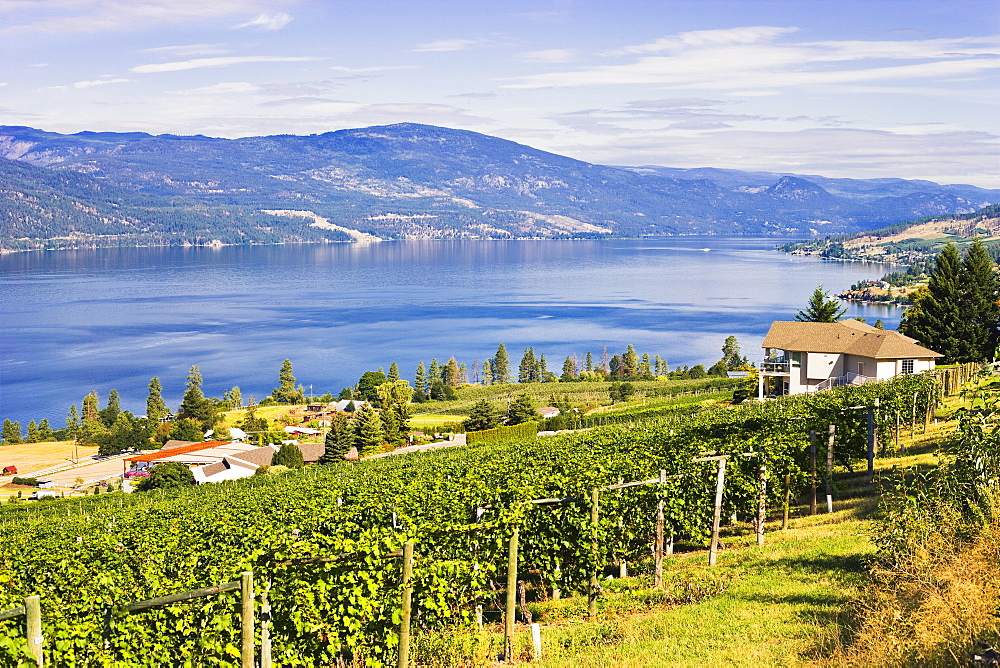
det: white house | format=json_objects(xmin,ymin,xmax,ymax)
[{"xmin": 759, "ymin": 319, "xmax": 942, "ymax": 398}]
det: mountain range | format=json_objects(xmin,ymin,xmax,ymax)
[{"xmin": 1, "ymin": 123, "xmax": 997, "ymax": 251}]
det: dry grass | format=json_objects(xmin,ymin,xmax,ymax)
[
  {"xmin": 0, "ymin": 440, "xmax": 97, "ymax": 477},
  {"xmin": 831, "ymin": 524, "xmax": 1000, "ymax": 667}
]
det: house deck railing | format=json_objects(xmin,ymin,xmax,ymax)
[
  {"xmin": 761, "ymin": 358, "xmax": 791, "ymax": 374},
  {"xmin": 812, "ymin": 372, "xmax": 871, "ymax": 393}
]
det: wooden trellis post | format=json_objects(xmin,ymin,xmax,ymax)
[
  {"xmin": 654, "ymin": 469, "xmax": 666, "ymax": 588},
  {"xmin": 709, "ymin": 458, "xmax": 726, "ymax": 567},
  {"xmin": 588, "ymin": 488, "xmax": 600, "ymax": 620},
  {"xmin": 398, "ymin": 542, "xmax": 414, "ymax": 668},
  {"xmin": 826, "ymin": 425, "xmax": 835, "ymax": 514},
  {"xmin": 755, "ymin": 455, "xmax": 767, "ymax": 546},
  {"xmin": 809, "ymin": 430, "xmax": 818, "ymax": 516},
  {"xmin": 504, "ymin": 528, "xmax": 519, "ymax": 662}
]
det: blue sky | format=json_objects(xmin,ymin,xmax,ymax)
[{"xmin": 1, "ymin": 0, "xmax": 998, "ymax": 186}]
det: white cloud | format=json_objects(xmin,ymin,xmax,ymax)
[
  {"xmin": 518, "ymin": 48, "xmax": 576, "ymax": 63},
  {"xmin": 412, "ymin": 38, "xmax": 482, "ymax": 53},
  {"xmin": 506, "ymin": 30, "xmax": 1000, "ymax": 91},
  {"xmin": 144, "ymin": 43, "xmax": 230, "ymax": 57},
  {"xmin": 329, "ymin": 65, "xmax": 420, "ymax": 74},
  {"xmin": 234, "ymin": 12, "xmax": 291, "ymax": 31},
  {"xmin": 182, "ymin": 81, "xmax": 260, "ymax": 94},
  {"xmin": 606, "ymin": 26, "xmax": 800, "ymax": 56},
  {"xmin": 1, "ymin": 1, "xmax": 289, "ymax": 35},
  {"xmin": 556, "ymin": 127, "xmax": 1000, "ymax": 188},
  {"xmin": 74, "ymin": 77, "xmax": 130, "ymax": 88},
  {"xmin": 132, "ymin": 56, "xmax": 323, "ymax": 74}
]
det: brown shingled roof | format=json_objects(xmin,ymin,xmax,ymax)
[
  {"xmin": 761, "ymin": 320, "xmax": 942, "ymax": 359},
  {"xmin": 226, "ymin": 445, "xmax": 276, "ymax": 469}
]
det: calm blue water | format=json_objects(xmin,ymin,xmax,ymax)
[{"xmin": 0, "ymin": 238, "xmax": 898, "ymax": 427}]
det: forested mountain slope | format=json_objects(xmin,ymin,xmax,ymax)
[{"xmin": 2, "ymin": 123, "xmax": 996, "ymax": 251}]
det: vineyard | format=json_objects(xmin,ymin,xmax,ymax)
[{"xmin": 0, "ymin": 367, "xmax": 976, "ymax": 667}]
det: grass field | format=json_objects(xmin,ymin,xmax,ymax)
[{"xmin": 0, "ymin": 440, "xmax": 97, "ymax": 477}]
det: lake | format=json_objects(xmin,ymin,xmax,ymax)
[{"xmin": 0, "ymin": 238, "xmax": 898, "ymax": 427}]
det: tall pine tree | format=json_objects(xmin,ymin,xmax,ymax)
[
  {"xmin": 146, "ymin": 377, "xmax": 168, "ymax": 421},
  {"xmin": 795, "ymin": 285, "xmax": 847, "ymax": 322},
  {"xmin": 493, "ymin": 344, "xmax": 511, "ymax": 384},
  {"xmin": 900, "ymin": 243, "xmax": 964, "ymax": 362},
  {"xmin": 959, "ymin": 238, "xmax": 999, "ymax": 361}
]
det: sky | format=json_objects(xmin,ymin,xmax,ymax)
[{"xmin": 1, "ymin": 0, "xmax": 998, "ymax": 187}]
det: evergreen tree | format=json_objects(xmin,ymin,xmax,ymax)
[
  {"xmin": 795, "ymin": 285, "xmax": 847, "ymax": 322},
  {"xmin": 538, "ymin": 354, "xmax": 550, "ymax": 381},
  {"xmin": 82, "ymin": 391, "xmax": 100, "ymax": 425},
  {"xmin": 168, "ymin": 418, "xmax": 204, "ymax": 442},
  {"xmin": 620, "ymin": 345, "xmax": 639, "ymax": 378},
  {"xmin": 640, "ymin": 353, "xmax": 652, "ymax": 379},
  {"xmin": 240, "ymin": 401, "xmax": 269, "ymax": 433},
  {"xmin": 654, "ymin": 355, "xmax": 667, "ymax": 377},
  {"xmin": 356, "ymin": 370, "xmax": 388, "ymax": 403},
  {"xmin": 99, "ymin": 389, "xmax": 121, "ymax": 427},
  {"xmin": 66, "ymin": 405, "xmax": 80, "ymax": 438},
  {"xmin": 608, "ymin": 354, "xmax": 621, "ymax": 379},
  {"xmin": 874, "ymin": 319, "xmax": 885, "ymax": 330},
  {"xmin": 387, "ymin": 362, "xmax": 400, "ymax": 382},
  {"xmin": 493, "ymin": 344, "xmax": 511, "ymax": 384},
  {"xmin": 442, "ymin": 357, "xmax": 460, "ymax": 386},
  {"xmin": 223, "ymin": 386, "xmax": 242, "ymax": 410},
  {"xmin": 353, "ymin": 404, "xmax": 385, "ymax": 453},
  {"xmin": 463, "ymin": 399, "xmax": 502, "ymax": 432},
  {"xmin": 2, "ymin": 419, "xmax": 22, "ymax": 445},
  {"xmin": 481, "ymin": 359, "xmax": 494, "ymax": 385},
  {"xmin": 97, "ymin": 412, "xmax": 151, "ymax": 456},
  {"xmin": 959, "ymin": 238, "xmax": 999, "ymax": 361},
  {"xmin": 458, "ymin": 362, "xmax": 469, "ymax": 385},
  {"xmin": 272, "ymin": 443, "xmax": 304, "ymax": 468},
  {"xmin": 320, "ymin": 413, "xmax": 355, "ymax": 463},
  {"xmin": 179, "ymin": 365, "xmax": 218, "ymax": 429},
  {"xmin": 900, "ymin": 243, "xmax": 964, "ymax": 361},
  {"xmin": 376, "ymin": 380, "xmax": 413, "ymax": 445},
  {"xmin": 428, "ymin": 359, "xmax": 440, "ymax": 382},
  {"xmin": 585, "ymin": 351, "xmax": 594, "ymax": 372},
  {"xmin": 518, "ymin": 348, "xmax": 537, "ymax": 383},
  {"xmin": 507, "ymin": 393, "xmax": 537, "ymax": 425},
  {"xmin": 719, "ymin": 335, "xmax": 749, "ymax": 370},
  {"xmin": 25, "ymin": 420, "xmax": 39, "ymax": 443},
  {"xmin": 272, "ymin": 359, "xmax": 303, "ymax": 404},
  {"xmin": 37, "ymin": 419, "xmax": 54, "ymax": 442},
  {"xmin": 415, "ymin": 361, "xmax": 429, "ymax": 394},
  {"xmin": 146, "ymin": 377, "xmax": 168, "ymax": 421},
  {"xmin": 561, "ymin": 356, "xmax": 576, "ymax": 382}
]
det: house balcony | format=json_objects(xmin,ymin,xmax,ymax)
[{"xmin": 761, "ymin": 358, "xmax": 791, "ymax": 375}]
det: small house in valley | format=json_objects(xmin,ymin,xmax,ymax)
[{"xmin": 759, "ymin": 319, "xmax": 941, "ymax": 398}]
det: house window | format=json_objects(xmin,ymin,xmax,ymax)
[
  {"xmin": 791, "ymin": 352, "xmax": 802, "ymax": 367},
  {"xmin": 858, "ymin": 362, "xmax": 865, "ymax": 376},
  {"xmin": 901, "ymin": 359, "xmax": 914, "ymax": 375}
]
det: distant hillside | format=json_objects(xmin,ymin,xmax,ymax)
[
  {"xmin": 779, "ymin": 204, "xmax": 1000, "ymax": 264},
  {"xmin": 1, "ymin": 123, "xmax": 997, "ymax": 251}
]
